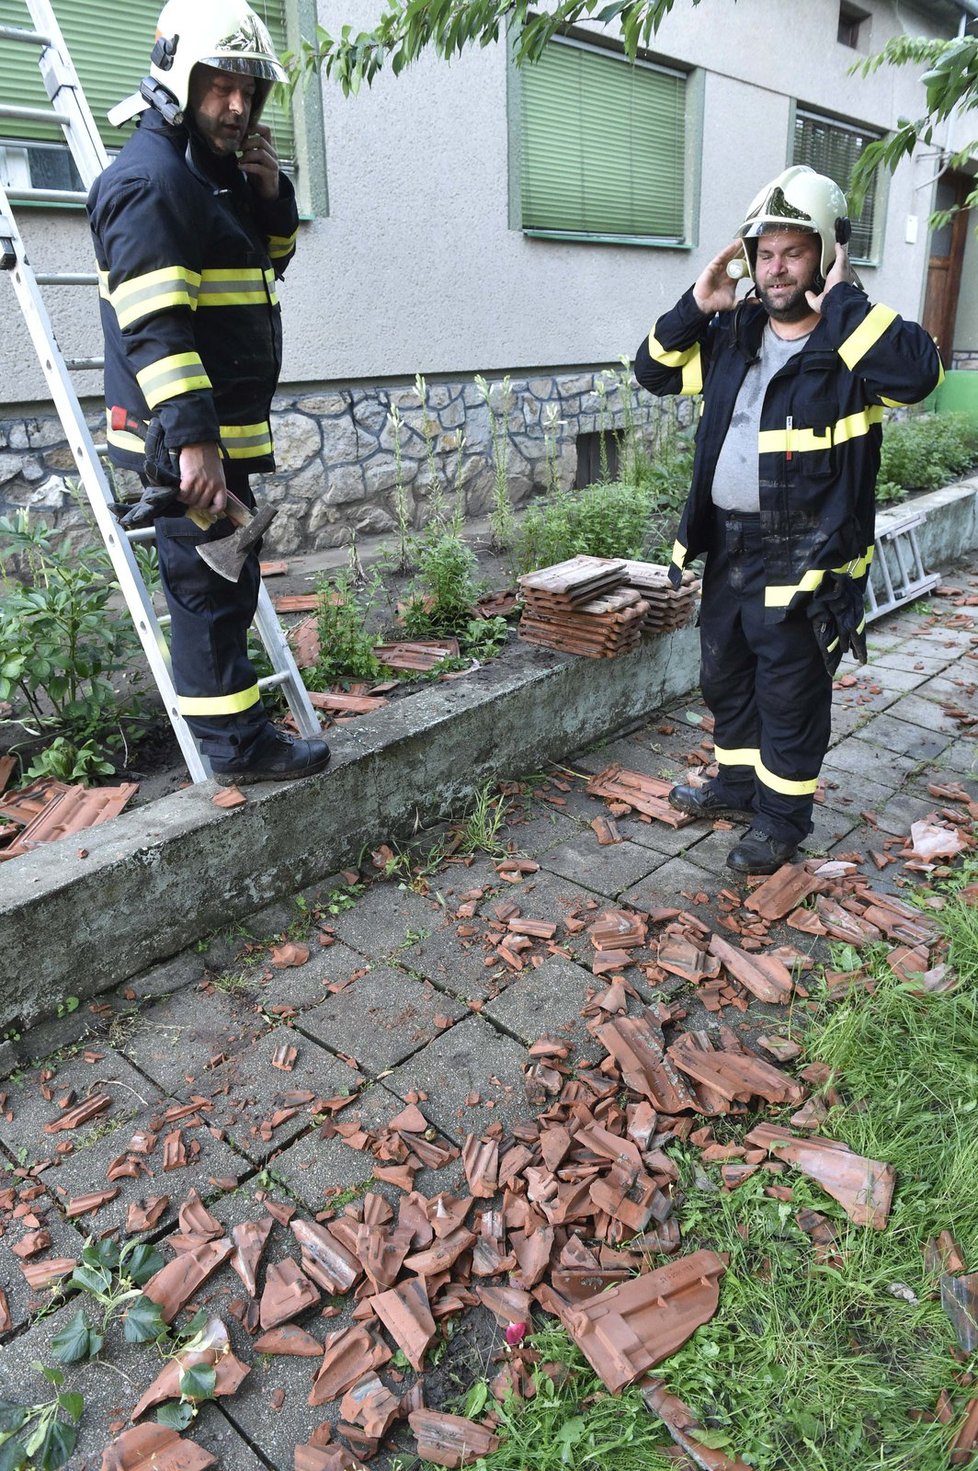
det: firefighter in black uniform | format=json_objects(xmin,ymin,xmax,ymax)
[
  {"xmin": 635, "ymin": 166, "xmax": 942, "ymax": 875},
  {"xmin": 88, "ymin": 0, "xmax": 330, "ymax": 784}
]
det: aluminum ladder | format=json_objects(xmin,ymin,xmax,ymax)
[
  {"xmin": 865, "ymin": 511, "xmax": 940, "ymax": 623},
  {"xmin": 0, "ymin": 0, "xmax": 321, "ymax": 783}
]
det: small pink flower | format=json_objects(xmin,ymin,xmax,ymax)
[{"xmin": 504, "ymin": 1320, "xmax": 527, "ymax": 1347}]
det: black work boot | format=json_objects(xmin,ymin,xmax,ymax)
[
  {"xmin": 212, "ymin": 728, "xmax": 332, "ymax": 786},
  {"xmin": 726, "ymin": 828, "xmax": 798, "ymax": 875},
  {"xmin": 668, "ymin": 781, "xmax": 755, "ymax": 824}
]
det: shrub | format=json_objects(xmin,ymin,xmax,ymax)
[
  {"xmin": 0, "ymin": 510, "xmax": 147, "ymax": 768},
  {"xmin": 401, "ymin": 526, "xmax": 486, "ymax": 639},
  {"xmin": 879, "ymin": 412, "xmax": 978, "ymax": 495},
  {"xmin": 307, "ymin": 569, "xmax": 382, "ymax": 687}
]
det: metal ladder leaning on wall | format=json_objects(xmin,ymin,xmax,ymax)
[
  {"xmin": 864, "ymin": 512, "xmax": 940, "ymax": 623},
  {"xmin": 0, "ymin": 0, "xmax": 321, "ymax": 783}
]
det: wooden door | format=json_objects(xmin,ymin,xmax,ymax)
[{"xmin": 923, "ymin": 173, "xmax": 972, "ymax": 368}]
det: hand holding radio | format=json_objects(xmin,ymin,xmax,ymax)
[{"xmin": 693, "ymin": 240, "xmax": 749, "ymax": 315}]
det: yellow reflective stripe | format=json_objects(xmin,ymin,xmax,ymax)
[
  {"xmin": 220, "ymin": 421, "xmax": 273, "ymax": 459},
  {"xmin": 266, "ymin": 231, "xmax": 296, "ymax": 259},
  {"xmin": 826, "ymin": 636, "xmax": 839, "ymax": 653},
  {"xmin": 111, "ymin": 266, "xmax": 201, "ymax": 328},
  {"xmin": 714, "ymin": 744, "xmax": 759, "ymax": 767},
  {"xmin": 758, "ymin": 406, "xmax": 883, "ymax": 456},
  {"xmin": 832, "ymin": 546, "xmax": 874, "ymax": 578},
  {"xmin": 838, "ymin": 304, "xmax": 897, "ymax": 371},
  {"xmin": 98, "ymin": 268, "xmax": 110, "ymax": 300},
  {"xmin": 647, "ymin": 329, "xmax": 701, "ymax": 370},
  {"xmin": 764, "ymin": 569, "xmax": 826, "ymax": 607},
  {"xmin": 671, "ymin": 540, "xmax": 687, "ymax": 572},
  {"xmin": 137, "ymin": 352, "xmax": 212, "ymax": 408},
  {"xmin": 681, "ymin": 351, "xmax": 703, "ymax": 396},
  {"xmin": 756, "ymin": 758, "xmax": 819, "ymax": 796},
  {"xmin": 104, "ymin": 410, "xmax": 145, "ymax": 456},
  {"xmin": 198, "ymin": 267, "xmax": 269, "ymax": 306},
  {"xmin": 178, "ymin": 684, "xmax": 262, "ymax": 716},
  {"xmin": 263, "ymin": 267, "xmax": 278, "ymax": 307}
]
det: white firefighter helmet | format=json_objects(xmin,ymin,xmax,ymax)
[
  {"xmin": 736, "ymin": 165, "xmax": 849, "ymax": 279},
  {"xmin": 109, "ymin": 0, "xmax": 287, "ymax": 128}
]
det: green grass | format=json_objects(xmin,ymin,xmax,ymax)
[{"xmin": 435, "ymin": 858, "xmax": 978, "ymax": 1471}]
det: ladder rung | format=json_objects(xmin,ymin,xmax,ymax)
[
  {"xmin": 91, "ymin": 440, "xmax": 107, "ymax": 454},
  {"xmin": 258, "ymin": 672, "xmax": 290, "ymax": 691},
  {"xmin": 0, "ymin": 102, "xmax": 70, "ymax": 125},
  {"xmin": 125, "ymin": 526, "xmax": 157, "ymax": 544},
  {"xmin": 65, "ymin": 355, "xmax": 104, "ymax": 371},
  {"xmin": 5, "ymin": 186, "xmax": 87, "ymax": 205},
  {"xmin": 36, "ymin": 271, "xmax": 97, "ymax": 285},
  {"xmin": 0, "ymin": 24, "xmax": 50, "ymax": 44}
]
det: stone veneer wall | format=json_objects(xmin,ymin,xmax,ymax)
[{"xmin": 0, "ymin": 369, "xmax": 689, "ymax": 556}]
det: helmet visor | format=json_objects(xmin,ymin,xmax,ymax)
[
  {"xmin": 744, "ymin": 186, "xmax": 815, "ymax": 229},
  {"xmin": 199, "ymin": 52, "xmax": 287, "ymax": 85}
]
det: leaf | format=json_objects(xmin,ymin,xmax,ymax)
[
  {"xmin": 156, "ymin": 1401, "xmax": 195, "ymax": 1431},
  {"xmin": 32, "ymin": 1419, "xmax": 77, "ymax": 1471},
  {"xmin": 123, "ymin": 1295, "xmax": 166, "ymax": 1345},
  {"xmin": 179, "ymin": 1364, "xmax": 217, "ymax": 1403},
  {"xmin": 56, "ymin": 1393, "xmax": 84, "ymax": 1425},
  {"xmin": 463, "ymin": 1381, "xmax": 489, "ymax": 1418},
  {"xmin": 34, "ymin": 1366, "xmax": 64, "ymax": 1388},
  {"xmin": 0, "ymin": 1405, "xmax": 28, "ymax": 1436},
  {"xmin": 124, "ymin": 1243, "xmax": 165, "ymax": 1287},
  {"xmin": 50, "ymin": 1310, "xmax": 97, "ymax": 1364},
  {"xmin": 0, "ymin": 1437, "xmax": 28, "ymax": 1471}
]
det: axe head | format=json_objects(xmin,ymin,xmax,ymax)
[{"xmin": 196, "ymin": 503, "xmax": 277, "ymax": 582}]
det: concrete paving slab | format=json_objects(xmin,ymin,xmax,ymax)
[
  {"xmin": 619, "ymin": 853, "xmax": 719, "ymax": 915},
  {"xmin": 329, "ymin": 883, "xmax": 445, "ymax": 962},
  {"xmin": 884, "ymin": 691, "xmax": 969, "ymax": 736},
  {"xmin": 855, "ymin": 710, "xmax": 953, "ymax": 761},
  {"xmin": 619, "ymin": 811, "xmax": 724, "ymax": 858},
  {"xmin": 482, "ymin": 953, "xmax": 604, "ymax": 1063},
  {"xmin": 171, "ymin": 1027, "xmax": 365, "ymax": 1165},
  {"xmin": 493, "ymin": 804, "xmax": 591, "ymax": 857},
  {"xmin": 933, "ymin": 738, "xmax": 978, "ymax": 777},
  {"xmin": 381, "ymin": 1015, "xmax": 532, "ymax": 1142},
  {"xmin": 872, "ymin": 792, "xmax": 951, "ymax": 837},
  {"xmin": 297, "ymin": 965, "xmax": 468, "ymax": 1077},
  {"xmin": 538, "ymin": 831, "xmax": 668, "ymax": 895},
  {"xmin": 116, "ymin": 984, "xmax": 268, "ymax": 1094},
  {"xmin": 397, "ymin": 918, "xmax": 506, "ymax": 1005},
  {"xmin": 870, "ymin": 649, "xmax": 955, "ymax": 675},
  {"xmin": 819, "ymin": 769, "xmax": 897, "ymax": 815},
  {"xmin": 821, "ymin": 735, "xmax": 920, "ymax": 785}
]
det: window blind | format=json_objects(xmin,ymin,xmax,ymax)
[{"xmin": 520, "ymin": 37, "xmax": 686, "ymax": 242}]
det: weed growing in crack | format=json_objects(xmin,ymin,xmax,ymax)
[
  {"xmin": 0, "ymin": 1366, "xmax": 85, "ymax": 1471},
  {"xmin": 477, "ymin": 373, "xmax": 514, "ymax": 552}
]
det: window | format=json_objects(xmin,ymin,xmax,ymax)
[
  {"xmin": 0, "ymin": 0, "xmax": 295, "ymax": 191},
  {"xmin": 793, "ymin": 109, "xmax": 880, "ymax": 262},
  {"xmin": 837, "ymin": 4, "xmax": 869, "ymax": 50},
  {"xmin": 519, "ymin": 35, "xmax": 689, "ymax": 244}
]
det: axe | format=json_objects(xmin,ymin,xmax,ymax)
[{"xmin": 193, "ymin": 492, "xmax": 277, "ymax": 583}]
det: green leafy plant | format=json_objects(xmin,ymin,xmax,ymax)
[
  {"xmin": 49, "ymin": 1237, "xmax": 166, "ymax": 1364},
  {"xmin": 879, "ymin": 412, "xmax": 978, "ymax": 497},
  {"xmin": 22, "ymin": 736, "xmax": 116, "ymax": 784},
  {"xmin": 0, "ymin": 510, "xmax": 147, "ymax": 766},
  {"xmin": 307, "ymin": 568, "xmax": 383, "ymax": 687},
  {"xmin": 400, "ymin": 525, "xmax": 486, "ymax": 640},
  {"xmin": 477, "ymin": 373, "xmax": 515, "ymax": 552},
  {"xmin": 0, "ymin": 1367, "xmax": 84, "ymax": 1471}
]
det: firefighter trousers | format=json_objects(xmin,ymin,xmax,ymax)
[
  {"xmin": 699, "ymin": 508, "xmax": 832, "ymax": 845},
  {"xmin": 152, "ymin": 469, "xmax": 270, "ymax": 766}
]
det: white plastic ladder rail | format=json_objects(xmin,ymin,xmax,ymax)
[
  {"xmin": 864, "ymin": 512, "xmax": 940, "ymax": 623},
  {"xmin": 0, "ymin": 0, "xmax": 322, "ymax": 783}
]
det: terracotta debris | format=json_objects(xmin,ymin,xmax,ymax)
[
  {"xmin": 1, "ymin": 781, "xmax": 138, "ymax": 857},
  {"xmin": 668, "ymin": 1033, "xmax": 806, "ymax": 1108},
  {"xmin": 101, "ymin": 1423, "xmax": 217, "ymax": 1471},
  {"xmin": 260, "ymin": 1258, "xmax": 321, "ymax": 1330},
  {"xmin": 291, "ymin": 1217, "xmax": 361, "ymax": 1294},
  {"xmin": 374, "ymin": 639, "xmax": 460, "ymax": 672},
  {"xmin": 131, "ymin": 1317, "xmax": 249, "ymax": 1420},
  {"xmin": 253, "ymin": 1324, "xmax": 323, "ymax": 1356},
  {"xmin": 747, "ymin": 1124, "xmax": 895, "ymax": 1229},
  {"xmin": 556, "ymin": 1249, "xmax": 727, "ymax": 1393},
  {"xmin": 587, "ymin": 764, "xmax": 695, "ymax": 827},
  {"xmin": 21, "ymin": 1257, "xmax": 76, "ymax": 1290},
  {"xmin": 643, "ymin": 1380, "xmax": 751, "ymax": 1470},
  {"xmin": 408, "ymin": 1408, "xmax": 501, "ymax": 1468},
  {"xmin": 620, "ymin": 562, "xmax": 700, "ymax": 634},
  {"xmin": 65, "ymin": 1187, "xmax": 121, "ymax": 1218},
  {"xmin": 142, "ymin": 1238, "xmax": 235, "ymax": 1323},
  {"xmin": 309, "ymin": 1324, "xmax": 393, "ymax": 1406},
  {"xmin": 229, "ymin": 1216, "xmax": 274, "ymax": 1295},
  {"xmin": 951, "ymin": 1399, "xmax": 978, "ymax": 1466},
  {"xmin": 370, "ymin": 1277, "xmax": 438, "ymax": 1371},
  {"xmin": 745, "ymin": 864, "xmax": 821, "ymax": 921},
  {"xmin": 43, "ymin": 1092, "xmax": 112, "ymax": 1132},
  {"xmin": 708, "ymin": 934, "xmax": 794, "ymax": 1004}
]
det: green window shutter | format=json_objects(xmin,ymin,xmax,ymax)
[
  {"xmin": 793, "ymin": 110, "xmax": 879, "ymax": 261},
  {"xmin": 0, "ymin": 0, "xmax": 295, "ymax": 167},
  {"xmin": 520, "ymin": 37, "xmax": 686, "ymax": 242}
]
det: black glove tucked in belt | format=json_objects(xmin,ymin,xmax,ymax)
[{"xmin": 807, "ymin": 572, "xmax": 868, "ymax": 677}]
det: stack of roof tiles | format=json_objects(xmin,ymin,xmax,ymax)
[
  {"xmin": 620, "ymin": 561, "xmax": 701, "ymax": 633},
  {"xmin": 518, "ymin": 556, "xmax": 649, "ymax": 658}
]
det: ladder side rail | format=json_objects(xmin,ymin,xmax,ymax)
[
  {"xmin": 1, "ymin": 184, "xmax": 209, "ymax": 781},
  {"xmin": 24, "ymin": 0, "xmax": 108, "ymax": 188},
  {"xmin": 252, "ymin": 585, "xmax": 324, "ymax": 738}
]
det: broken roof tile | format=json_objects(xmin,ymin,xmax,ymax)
[
  {"xmin": 563, "ymin": 1248, "xmax": 727, "ymax": 1393},
  {"xmin": 253, "ymin": 1324, "xmax": 322, "ymax": 1356},
  {"xmin": 642, "ymin": 1379, "xmax": 752, "ymax": 1470},
  {"xmin": 291, "ymin": 1218, "xmax": 361, "ymax": 1294},
  {"xmin": 229, "ymin": 1215, "xmax": 274, "ymax": 1296},
  {"xmin": 408, "ymin": 1409, "xmax": 501, "ymax": 1468},
  {"xmin": 746, "ymin": 1124, "xmax": 894, "ymax": 1229},
  {"xmin": 707, "ymin": 935, "xmax": 794, "ymax": 1004},
  {"xmin": 309, "ymin": 1323, "xmax": 393, "ymax": 1406},
  {"xmin": 100, "ymin": 1423, "xmax": 217, "ymax": 1471},
  {"xmin": 370, "ymin": 1277, "xmax": 437, "ymax": 1371},
  {"xmin": 131, "ymin": 1316, "xmax": 249, "ymax": 1420},
  {"xmin": 668, "ymin": 1034, "xmax": 804, "ymax": 1107},
  {"xmin": 745, "ymin": 865, "xmax": 820, "ymax": 920},
  {"xmin": 941, "ymin": 1273, "xmax": 978, "ymax": 1353},
  {"xmin": 142, "ymin": 1238, "xmax": 234, "ymax": 1323},
  {"xmin": 260, "ymin": 1258, "xmax": 320, "ymax": 1330},
  {"xmin": 462, "ymin": 1136, "xmax": 499, "ymax": 1199}
]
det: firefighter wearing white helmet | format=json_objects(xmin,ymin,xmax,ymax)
[
  {"xmin": 634, "ymin": 168, "xmax": 941, "ymax": 876},
  {"xmin": 87, "ymin": 2, "xmax": 333, "ymax": 784}
]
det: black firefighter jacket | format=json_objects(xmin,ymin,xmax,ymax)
[
  {"xmin": 87, "ymin": 108, "xmax": 298, "ymax": 475},
  {"xmin": 634, "ymin": 283, "xmax": 943, "ymax": 618}
]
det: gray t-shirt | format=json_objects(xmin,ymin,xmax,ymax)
[{"xmin": 711, "ymin": 323, "xmax": 810, "ymax": 512}]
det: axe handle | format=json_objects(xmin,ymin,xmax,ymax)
[{"xmin": 186, "ymin": 488, "xmax": 254, "ymax": 533}]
